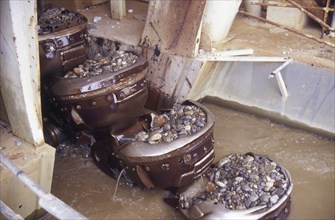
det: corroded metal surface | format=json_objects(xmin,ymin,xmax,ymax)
[
  {"xmin": 50, "ymin": 54, "xmax": 148, "ymax": 130},
  {"xmin": 38, "ymin": 9, "xmax": 89, "ymax": 78}
]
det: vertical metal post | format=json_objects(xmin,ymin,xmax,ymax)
[
  {"xmin": 274, "ymin": 71, "xmax": 289, "ymax": 99},
  {"xmin": 270, "ymin": 59, "xmax": 293, "ymax": 99}
]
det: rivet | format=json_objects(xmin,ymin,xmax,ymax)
[
  {"xmin": 57, "ymin": 39, "xmax": 63, "ymax": 46},
  {"xmin": 161, "ymin": 163, "xmax": 170, "ymax": 170},
  {"xmin": 183, "ymin": 154, "xmax": 192, "ymax": 165}
]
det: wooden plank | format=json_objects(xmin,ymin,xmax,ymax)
[
  {"xmin": 110, "ymin": 0, "xmax": 126, "ymax": 20},
  {"xmin": 141, "ymin": 0, "xmax": 206, "ymax": 57}
]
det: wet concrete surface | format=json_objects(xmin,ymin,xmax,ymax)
[{"xmin": 48, "ymin": 101, "xmax": 335, "ymax": 219}]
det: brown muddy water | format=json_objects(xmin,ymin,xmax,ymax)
[{"xmin": 48, "ymin": 101, "xmax": 335, "ymax": 220}]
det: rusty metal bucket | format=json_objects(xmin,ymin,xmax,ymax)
[
  {"xmin": 50, "ymin": 55, "xmax": 148, "ymax": 131},
  {"xmin": 91, "ymin": 100, "xmax": 216, "ymax": 189},
  {"xmin": 174, "ymin": 153, "xmax": 293, "ymax": 220},
  {"xmin": 38, "ymin": 9, "xmax": 89, "ymax": 78}
]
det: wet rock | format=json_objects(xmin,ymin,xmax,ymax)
[
  {"xmin": 260, "ymin": 193, "xmax": 271, "ymax": 203},
  {"xmin": 135, "ymin": 131, "xmax": 148, "ymax": 142},
  {"xmin": 148, "ymin": 133, "xmax": 162, "ymax": 142},
  {"xmin": 270, "ymin": 195, "xmax": 279, "ymax": 204},
  {"xmin": 134, "ymin": 103, "xmax": 207, "ymax": 144}
]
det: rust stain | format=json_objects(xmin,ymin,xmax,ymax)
[{"xmin": 9, "ymin": 152, "xmax": 24, "ymax": 160}]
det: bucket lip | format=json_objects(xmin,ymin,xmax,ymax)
[
  {"xmin": 51, "ymin": 55, "xmax": 148, "ymax": 97},
  {"xmin": 178, "ymin": 153, "xmax": 293, "ymax": 219},
  {"xmin": 118, "ymin": 100, "xmax": 216, "ymax": 159},
  {"xmin": 38, "ymin": 9, "xmax": 88, "ymax": 37}
]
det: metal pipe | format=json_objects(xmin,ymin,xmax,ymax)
[
  {"xmin": 272, "ymin": 58, "xmax": 294, "ymax": 74},
  {"xmin": 270, "ymin": 59, "xmax": 293, "ymax": 99},
  {"xmin": 286, "ymin": 0, "xmax": 334, "ymax": 32},
  {"xmin": 199, "ymin": 49, "xmax": 254, "ymax": 57},
  {"xmin": 238, "ymin": 10, "xmax": 335, "ymax": 48},
  {"xmin": 0, "ymin": 200, "xmax": 24, "ymax": 220},
  {"xmin": 0, "ymin": 153, "xmax": 87, "ymax": 220},
  {"xmin": 198, "ymin": 55, "xmax": 288, "ymax": 62}
]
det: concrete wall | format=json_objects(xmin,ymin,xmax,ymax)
[
  {"xmin": 0, "ymin": 0, "xmax": 55, "ymax": 218},
  {"xmin": 189, "ymin": 61, "xmax": 335, "ymax": 137}
]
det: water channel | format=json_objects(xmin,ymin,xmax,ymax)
[{"xmin": 49, "ymin": 100, "xmax": 335, "ymax": 220}]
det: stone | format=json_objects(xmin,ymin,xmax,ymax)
[{"xmin": 270, "ymin": 195, "xmax": 279, "ymax": 204}]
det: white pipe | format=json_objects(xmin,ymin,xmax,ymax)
[
  {"xmin": 197, "ymin": 55, "xmax": 289, "ymax": 62},
  {"xmin": 0, "ymin": 153, "xmax": 87, "ymax": 220},
  {"xmin": 0, "ymin": 200, "xmax": 24, "ymax": 220},
  {"xmin": 198, "ymin": 49, "xmax": 254, "ymax": 58},
  {"xmin": 272, "ymin": 58, "xmax": 294, "ymax": 74},
  {"xmin": 270, "ymin": 59, "xmax": 293, "ymax": 99},
  {"xmin": 275, "ymin": 71, "xmax": 289, "ymax": 99}
]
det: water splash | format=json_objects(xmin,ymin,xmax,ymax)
[{"xmin": 113, "ymin": 169, "xmax": 125, "ymax": 200}]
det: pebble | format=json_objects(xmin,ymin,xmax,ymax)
[
  {"xmin": 148, "ymin": 133, "xmax": 162, "ymax": 142},
  {"xmin": 93, "ymin": 16, "xmax": 102, "ymax": 23},
  {"xmin": 270, "ymin": 195, "xmax": 279, "ymax": 204}
]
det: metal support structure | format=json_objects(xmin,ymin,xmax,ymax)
[
  {"xmin": 269, "ymin": 59, "xmax": 293, "ymax": 99},
  {"xmin": 197, "ymin": 49, "xmax": 292, "ymax": 99},
  {"xmin": 198, "ymin": 53, "xmax": 288, "ymax": 62},
  {"xmin": 0, "ymin": 153, "xmax": 87, "ymax": 220}
]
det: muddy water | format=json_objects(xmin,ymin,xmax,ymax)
[{"xmin": 49, "ymin": 102, "xmax": 335, "ymax": 220}]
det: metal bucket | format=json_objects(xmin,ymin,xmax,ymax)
[
  {"xmin": 38, "ymin": 8, "xmax": 89, "ymax": 78},
  {"xmin": 91, "ymin": 100, "xmax": 216, "ymax": 189},
  {"xmin": 50, "ymin": 54, "xmax": 148, "ymax": 131},
  {"xmin": 176, "ymin": 153, "xmax": 293, "ymax": 219}
]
